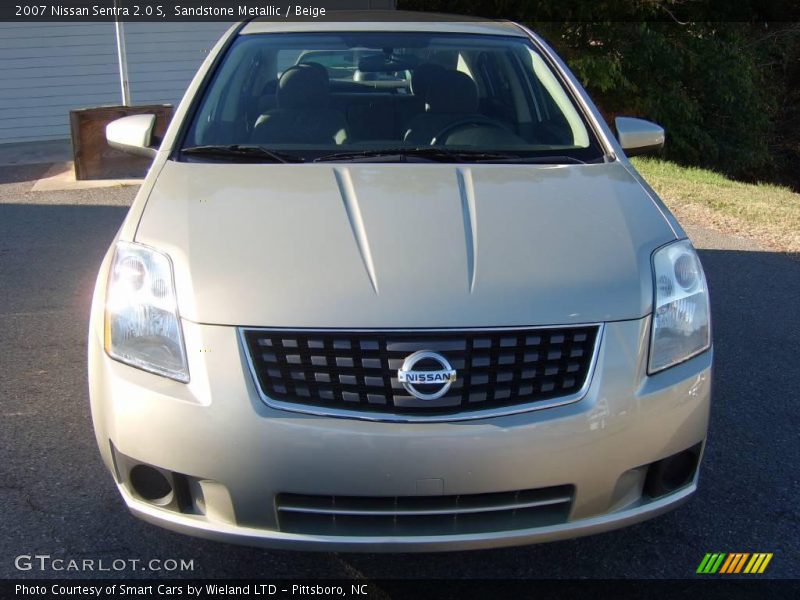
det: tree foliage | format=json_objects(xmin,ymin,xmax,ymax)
[{"xmin": 398, "ymin": 0, "xmax": 800, "ymax": 188}]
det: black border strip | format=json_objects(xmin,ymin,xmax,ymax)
[{"xmin": 2, "ymin": 579, "xmax": 798, "ymax": 600}]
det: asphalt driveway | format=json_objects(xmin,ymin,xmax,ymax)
[{"xmin": 0, "ymin": 165, "xmax": 798, "ymax": 580}]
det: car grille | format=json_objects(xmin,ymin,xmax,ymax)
[
  {"xmin": 241, "ymin": 325, "xmax": 600, "ymax": 418},
  {"xmin": 276, "ymin": 485, "xmax": 574, "ymax": 537}
]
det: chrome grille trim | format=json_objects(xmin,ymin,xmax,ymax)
[
  {"xmin": 238, "ymin": 323, "xmax": 604, "ymax": 423},
  {"xmin": 278, "ymin": 496, "xmax": 573, "ymax": 517},
  {"xmin": 275, "ymin": 486, "xmax": 575, "ymax": 536}
]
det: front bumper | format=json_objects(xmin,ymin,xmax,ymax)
[{"xmin": 88, "ymin": 317, "xmax": 711, "ymax": 552}]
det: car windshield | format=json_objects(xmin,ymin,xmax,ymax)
[{"xmin": 182, "ymin": 31, "xmax": 605, "ymax": 163}]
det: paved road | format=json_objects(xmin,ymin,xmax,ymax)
[{"xmin": 1, "ymin": 165, "xmax": 798, "ymax": 580}]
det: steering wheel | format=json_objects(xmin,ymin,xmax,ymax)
[{"xmin": 431, "ymin": 117, "xmax": 514, "ymax": 146}]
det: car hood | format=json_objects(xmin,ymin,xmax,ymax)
[{"xmin": 135, "ymin": 161, "xmax": 676, "ymax": 328}]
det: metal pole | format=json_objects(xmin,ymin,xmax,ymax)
[{"xmin": 113, "ymin": 1, "xmax": 131, "ymax": 106}]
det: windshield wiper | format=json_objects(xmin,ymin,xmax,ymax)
[
  {"xmin": 476, "ymin": 155, "xmax": 588, "ymax": 165},
  {"xmin": 181, "ymin": 145, "xmax": 304, "ymax": 163},
  {"xmin": 313, "ymin": 148, "xmax": 588, "ymax": 164},
  {"xmin": 313, "ymin": 147, "xmax": 519, "ymax": 163}
]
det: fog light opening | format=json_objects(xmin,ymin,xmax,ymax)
[
  {"xmin": 644, "ymin": 444, "xmax": 702, "ymax": 499},
  {"xmin": 661, "ymin": 452, "xmax": 696, "ymax": 489},
  {"xmin": 129, "ymin": 464, "xmax": 174, "ymax": 505}
]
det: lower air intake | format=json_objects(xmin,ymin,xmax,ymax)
[{"xmin": 276, "ymin": 485, "xmax": 574, "ymax": 537}]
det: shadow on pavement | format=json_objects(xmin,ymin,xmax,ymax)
[{"xmin": 0, "ymin": 164, "xmax": 56, "ymax": 186}]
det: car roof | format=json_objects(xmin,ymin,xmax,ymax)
[{"xmin": 241, "ymin": 11, "xmax": 527, "ymax": 37}]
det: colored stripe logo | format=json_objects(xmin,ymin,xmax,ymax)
[{"xmin": 697, "ymin": 553, "xmax": 773, "ymax": 574}]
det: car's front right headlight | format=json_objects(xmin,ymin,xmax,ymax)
[
  {"xmin": 104, "ymin": 241, "xmax": 189, "ymax": 382},
  {"xmin": 649, "ymin": 239, "xmax": 711, "ymax": 374}
]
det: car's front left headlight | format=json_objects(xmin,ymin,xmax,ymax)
[
  {"xmin": 104, "ymin": 241, "xmax": 189, "ymax": 382},
  {"xmin": 649, "ymin": 239, "xmax": 711, "ymax": 374}
]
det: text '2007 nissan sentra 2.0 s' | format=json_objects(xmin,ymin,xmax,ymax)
[{"xmin": 89, "ymin": 13, "xmax": 712, "ymax": 551}]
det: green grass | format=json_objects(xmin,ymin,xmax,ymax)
[{"xmin": 631, "ymin": 157, "xmax": 800, "ymax": 254}]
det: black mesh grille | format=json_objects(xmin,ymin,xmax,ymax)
[{"xmin": 242, "ymin": 326, "xmax": 599, "ymax": 416}]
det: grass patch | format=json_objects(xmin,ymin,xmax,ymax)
[{"xmin": 631, "ymin": 157, "xmax": 800, "ymax": 254}]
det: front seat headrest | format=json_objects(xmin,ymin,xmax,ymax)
[
  {"xmin": 277, "ymin": 64, "xmax": 329, "ymax": 110},
  {"xmin": 297, "ymin": 61, "xmax": 330, "ymax": 83},
  {"xmin": 410, "ymin": 63, "xmax": 446, "ymax": 97},
  {"xmin": 426, "ymin": 70, "xmax": 479, "ymax": 114}
]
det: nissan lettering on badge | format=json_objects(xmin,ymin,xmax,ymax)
[{"xmin": 397, "ymin": 350, "xmax": 457, "ymax": 400}]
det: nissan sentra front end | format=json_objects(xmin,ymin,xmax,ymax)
[
  {"xmin": 89, "ymin": 312, "xmax": 710, "ymax": 551},
  {"xmin": 88, "ymin": 15, "xmax": 712, "ymax": 551}
]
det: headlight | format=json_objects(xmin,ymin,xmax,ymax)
[
  {"xmin": 649, "ymin": 239, "xmax": 711, "ymax": 373},
  {"xmin": 104, "ymin": 241, "xmax": 189, "ymax": 382}
]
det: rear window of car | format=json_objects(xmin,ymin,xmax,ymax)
[{"xmin": 182, "ymin": 31, "xmax": 604, "ymax": 162}]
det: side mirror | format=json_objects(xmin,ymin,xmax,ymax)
[
  {"xmin": 106, "ymin": 114, "xmax": 158, "ymax": 158},
  {"xmin": 615, "ymin": 117, "xmax": 665, "ymax": 157}
]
